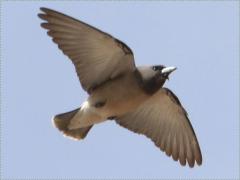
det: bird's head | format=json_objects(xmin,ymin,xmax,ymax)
[
  {"xmin": 152, "ymin": 65, "xmax": 177, "ymax": 81},
  {"xmin": 136, "ymin": 65, "xmax": 177, "ymax": 94}
]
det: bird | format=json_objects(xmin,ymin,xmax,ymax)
[{"xmin": 38, "ymin": 7, "xmax": 202, "ymax": 167}]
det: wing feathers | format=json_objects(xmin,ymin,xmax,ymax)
[
  {"xmin": 179, "ymin": 133, "xmax": 187, "ymax": 166},
  {"xmin": 171, "ymin": 135, "xmax": 179, "ymax": 161},
  {"xmin": 39, "ymin": 7, "xmax": 135, "ymax": 93},
  {"xmin": 116, "ymin": 88, "xmax": 202, "ymax": 167}
]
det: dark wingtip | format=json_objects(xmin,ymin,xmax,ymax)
[
  {"xmin": 178, "ymin": 157, "xmax": 202, "ymax": 168},
  {"xmin": 179, "ymin": 158, "xmax": 186, "ymax": 166},
  {"xmin": 196, "ymin": 157, "xmax": 203, "ymax": 166},
  {"xmin": 188, "ymin": 162, "xmax": 194, "ymax": 168},
  {"xmin": 40, "ymin": 7, "xmax": 58, "ymax": 14},
  {"xmin": 40, "ymin": 23, "xmax": 49, "ymax": 29},
  {"xmin": 172, "ymin": 154, "xmax": 179, "ymax": 162},
  {"xmin": 188, "ymin": 158, "xmax": 203, "ymax": 168},
  {"xmin": 194, "ymin": 145, "xmax": 203, "ymax": 166},
  {"xmin": 38, "ymin": 13, "xmax": 46, "ymax": 20},
  {"xmin": 40, "ymin": 7, "xmax": 49, "ymax": 12}
]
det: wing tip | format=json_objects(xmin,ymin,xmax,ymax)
[
  {"xmin": 170, "ymin": 150, "xmax": 202, "ymax": 168},
  {"xmin": 40, "ymin": 7, "xmax": 51, "ymax": 13},
  {"xmin": 39, "ymin": 7, "xmax": 62, "ymax": 18},
  {"xmin": 179, "ymin": 155, "xmax": 202, "ymax": 168},
  {"xmin": 38, "ymin": 13, "xmax": 47, "ymax": 20},
  {"xmin": 185, "ymin": 159, "xmax": 202, "ymax": 168},
  {"xmin": 196, "ymin": 155, "xmax": 203, "ymax": 166},
  {"xmin": 40, "ymin": 23, "xmax": 49, "ymax": 29}
]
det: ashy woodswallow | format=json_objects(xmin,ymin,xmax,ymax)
[{"xmin": 38, "ymin": 7, "xmax": 202, "ymax": 167}]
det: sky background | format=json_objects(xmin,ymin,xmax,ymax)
[{"xmin": 1, "ymin": 1, "xmax": 239, "ymax": 179}]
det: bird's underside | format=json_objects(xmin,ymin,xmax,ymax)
[
  {"xmin": 68, "ymin": 71, "xmax": 151, "ymax": 129},
  {"xmin": 39, "ymin": 7, "xmax": 202, "ymax": 168}
]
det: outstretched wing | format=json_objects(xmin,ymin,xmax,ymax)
[
  {"xmin": 39, "ymin": 8, "xmax": 135, "ymax": 93},
  {"xmin": 115, "ymin": 88, "xmax": 202, "ymax": 167}
]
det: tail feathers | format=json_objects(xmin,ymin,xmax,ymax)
[{"xmin": 52, "ymin": 108, "xmax": 93, "ymax": 140}]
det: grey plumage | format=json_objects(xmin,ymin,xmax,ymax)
[{"xmin": 39, "ymin": 7, "xmax": 202, "ymax": 167}]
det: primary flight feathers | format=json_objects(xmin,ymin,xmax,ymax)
[
  {"xmin": 39, "ymin": 7, "xmax": 135, "ymax": 93},
  {"xmin": 39, "ymin": 7, "xmax": 202, "ymax": 167}
]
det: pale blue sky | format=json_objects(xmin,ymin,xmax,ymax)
[{"xmin": 1, "ymin": 1, "xmax": 239, "ymax": 179}]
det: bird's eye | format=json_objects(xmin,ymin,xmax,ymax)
[{"xmin": 152, "ymin": 66, "xmax": 158, "ymax": 71}]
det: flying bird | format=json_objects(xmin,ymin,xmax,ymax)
[{"xmin": 38, "ymin": 7, "xmax": 202, "ymax": 167}]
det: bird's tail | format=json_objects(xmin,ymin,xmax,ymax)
[{"xmin": 52, "ymin": 108, "xmax": 93, "ymax": 140}]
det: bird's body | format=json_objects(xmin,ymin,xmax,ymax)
[
  {"xmin": 89, "ymin": 71, "xmax": 148, "ymax": 115},
  {"xmin": 69, "ymin": 70, "xmax": 153, "ymax": 129},
  {"xmin": 39, "ymin": 7, "xmax": 202, "ymax": 167}
]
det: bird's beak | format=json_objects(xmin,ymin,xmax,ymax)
[{"xmin": 161, "ymin": 66, "xmax": 177, "ymax": 74}]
